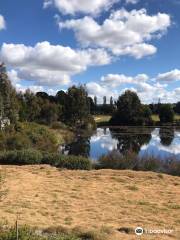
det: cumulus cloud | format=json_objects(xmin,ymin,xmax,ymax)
[
  {"xmin": 156, "ymin": 69, "xmax": 180, "ymax": 82},
  {"xmin": 101, "ymin": 73, "xmax": 149, "ymax": 87},
  {"xmin": 86, "ymin": 82, "xmax": 118, "ymax": 103},
  {"xmin": 0, "ymin": 15, "xmax": 6, "ymax": 30},
  {"xmin": 87, "ymin": 68, "xmax": 180, "ymax": 104},
  {"xmin": 43, "ymin": 0, "xmax": 119, "ymax": 15},
  {"xmin": 59, "ymin": 9, "xmax": 171, "ymax": 59},
  {"xmin": 0, "ymin": 41, "xmax": 111, "ymax": 87}
]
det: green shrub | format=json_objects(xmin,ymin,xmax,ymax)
[
  {"xmin": 42, "ymin": 152, "xmax": 63, "ymax": 166},
  {"xmin": 5, "ymin": 133, "xmax": 31, "ymax": 150},
  {"xmin": 42, "ymin": 153, "xmax": 92, "ymax": 170},
  {"xmin": 59, "ymin": 155, "xmax": 92, "ymax": 170},
  {"xmin": 0, "ymin": 122, "xmax": 58, "ymax": 152},
  {"xmin": 0, "ymin": 149, "xmax": 91, "ymax": 170},
  {"xmin": 0, "ymin": 149, "xmax": 43, "ymax": 165},
  {"xmin": 51, "ymin": 121, "xmax": 68, "ymax": 130}
]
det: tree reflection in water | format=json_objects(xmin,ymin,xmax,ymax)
[
  {"xmin": 159, "ymin": 127, "xmax": 175, "ymax": 146},
  {"xmin": 62, "ymin": 136, "xmax": 90, "ymax": 158},
  {"xmin": 109, "ymin": 127, "xmax": 153, "ymax": 155}
]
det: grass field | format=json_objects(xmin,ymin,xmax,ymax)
[
  {"xmin": 152, "ymin": 114, "xmax": 180, "ymax": 122},
  {"xmin": 0, "ymin": 165, "xmax": 180, "ymax": 239},
  {"xmin": 93, "ymin": 115, "xmax": 111, "ymax": 123},
  {"xmin": 94, "ymin": 114, "xmax": 180, "ymax": 124}
]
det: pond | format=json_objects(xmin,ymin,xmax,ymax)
[{"xmin": 60, "ymin": 127, "xmax": 180, "ymax": 161}]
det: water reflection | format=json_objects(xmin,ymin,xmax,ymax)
[
  {"xmin": 62, "ymin": 136, "xmax": 90, "ymax": 158},
  {"xmin": 110, "ymin": 127, "xmax": 152, "ymax": 155},
  {"xmin": 61, "ymin": 127, "xmax": 180, "ymax": 161},
  {"xmin": 159, "ymin": 127, "xmax": 175, "ymax": 146}
]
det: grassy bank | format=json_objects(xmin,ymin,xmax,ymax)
[
  {"xmin": 94, "ymin": 114, "xmax": 180, "ymax": 126},
  {"xmin": 0, "ymin": 166, "xmax": 179, "ymax": 240},
  {"xmin": 0, "ymin": 122, "xmax": 74, "ymax": 152}
]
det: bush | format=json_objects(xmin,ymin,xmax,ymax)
[
  {"xmin": 51, "ymin": 121, "xmax": 68, "ymax": 130},
  {"xmin": 0, "ymin": 122, "xmax": 58, "ymax": 152},
  {"xmin": 0, "ymin": 149, "xmax": 91, "ymax": 170},
  {"xmin": 0, "ymin": 149, "xmax": 43, "ymax": 165},
  {"xmin": 96, "ymin": 151, "xmax": 138, "ymax": 170},
  {"xmin": 59, "ymin": 155, "xmax": 92, "ymax": 170},
  {"xmin": 95, "ymin": 150, "xmax": 180, "ymax": 176},
  {"xmin": 42, "ymin": 153, "xmax": 92, "ymax": 170}
]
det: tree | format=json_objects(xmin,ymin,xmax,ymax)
[
  {"xmin": 175, "ymin": 102, "xmax": 180, "ymax": 114},
  {"xmin": 22, "ymin": 90, "xmax": 41, "ymax": 122},
  {"xmin": 64, "ymin": 85, "xmax": 91, "ymax": 127},
  {"xmin": 0, "ymin": 94, "xmax": 4, "ymax": 117},
  {"xmin": 0, "ymin": 63, "xmax": 19, "ymax": 123},
  {"xmin": 39, "ymin": 100, "xmax": 59, "ymax": 124},
  {"xmin": 159, "ymin": 104, "xmax": 174, "ymax": 123},
  {"xmin": 36, "ymin": 92, "xmax": 49, "ymax": 100},
  {"xmin": 56, "ymin": 90, "xmax": 67, "ymax": 106},
  {"xmin": 110, "ymin": 96, "xmax": 113, "ymax": 106},
  {"xmin": 103, "ymin": 96, "xmax": 107, "ymax": 105},
  {"xmin": 94, "ymin": 96, "xmax": 97, "ymax": 106},
  {"xmin": 110, "ymin": 90, "xmax": 144, "ymax": 125},
  {"xmin": 159, "ymin": 127, "xmax": 174, "ymax": 146}
]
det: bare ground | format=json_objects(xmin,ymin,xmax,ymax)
[{"xmin": 0, "ymin": 165, "xmax": 180, "ymax": 239}]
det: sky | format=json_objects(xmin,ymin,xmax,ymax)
[{"xmin": 0, "ymin": 0, "xmax": 180, "ymax": 103}]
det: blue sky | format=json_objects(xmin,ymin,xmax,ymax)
[{"xmin": 0, "ymin": 0, "xmax": 180, "ymax": 103}]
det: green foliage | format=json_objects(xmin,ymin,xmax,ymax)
[
  {"xmin": 0, "ymin": 122, "xmax": 58, "ymax": 152},
  {"xmin": 64, "ymin": 86, "xmax": 90, "ymax": 127},
  {"xmin": 110, "ymin": 90, "xmax": 151, "ymax": 126},
  {"xmin": 0, "ymin": 149, "xmax": 43, "ymax": 165},
  {"xmin": 159, "ymin": 104, "xmax": 175, "ymax": 123},
  {"xmin": 0, "ymin": 63, "xmax": 19, "ymax": 123},
  {"xmin": 42, "ymin": 153, "xmax": 92, "ymax": 170},
  {"xmin": 0, "ymin": 149, "xmax": 91, "ymax": 170},
  {"xmin": 51, "ymin": 121, "xmax": 69, "ymax": 130}
]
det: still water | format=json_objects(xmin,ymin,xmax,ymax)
[{"xmin": 61, "ymin": 127, "xmax": 180, "ymax": 161}]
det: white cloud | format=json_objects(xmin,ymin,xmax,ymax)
[
  {"xmin": 44, "ymin": 0, "xmax": 119, "ymax": 15},
  {"xmin": 86, "ymin": 82, "xmax": 118, "ymax": 103},
  {"xmin": 126, "ymin": 0, "xmax": 139, "ymax": 4},
  {"xmin": 101, "ymin": 73, "xmax": 149, "ymax": 87},
  {"xmin": 156, "ymin": 69, "xmax": 180, "ymax": 82},
  {"xmin": 87, "ymin": 69, "xmax": 180, "ymax": 104},
  {"xmin": 60, "ymin": 9, "xmax": 171, "ymax": 59},
  {"xmin": 0, "ymin": 15, "xmax": 6, "ymax": 30},
  {"xmin": 7, "ymin": 70, "xmax": 21, "ymax": 85},
  {"xmin": 15, "ymin": 84, "xmax": 44, "ymax": 93},
  {"xmin": 0, "ymin": 41, "xmax": 111, "ymax": 87}
]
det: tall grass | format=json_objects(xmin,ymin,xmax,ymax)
[
  {"xmin": 95, "ymin": 150, "xmax": 180, "ymax": 176},
  {"xmin": 0, "ymin": 225, "xmax": 110, "ymax": 240}
]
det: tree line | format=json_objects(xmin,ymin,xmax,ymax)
[
  {"xmin": 0, "ymin": 63, "xmax": 179, "ymax": 129},
  {"xmin": 0, "ymin": 63, "xmax": 95, "ymax": 129}
]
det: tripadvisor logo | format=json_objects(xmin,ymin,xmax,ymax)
[{"xmin": 135, "ymin": 227, "xmax": 144, "ymax": 236}]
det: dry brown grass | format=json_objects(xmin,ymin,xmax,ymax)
[{"xmin": 0, "ymin": 165, "xmax": 179, "ymax": 240}]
